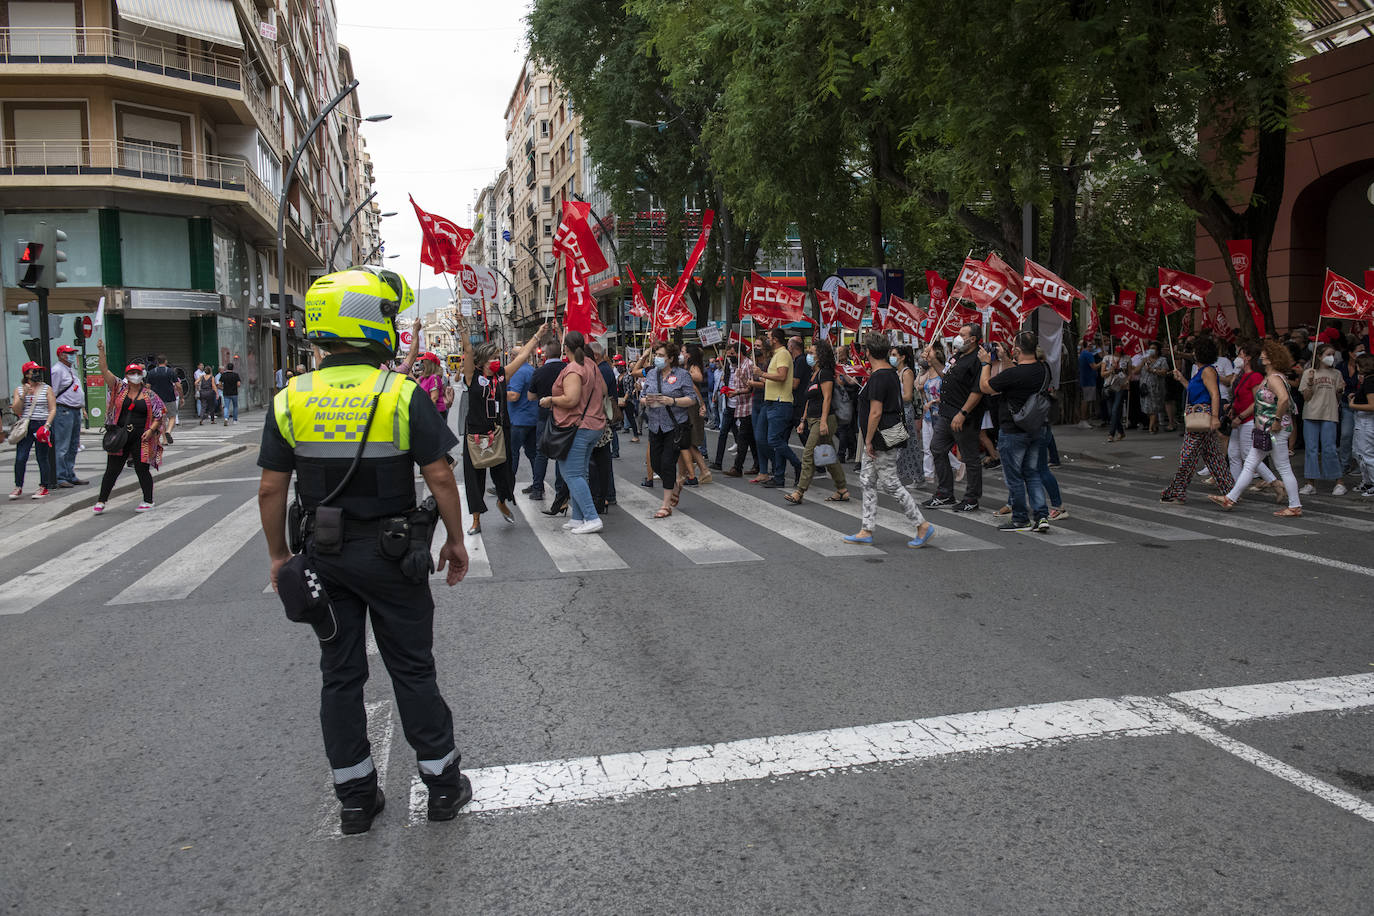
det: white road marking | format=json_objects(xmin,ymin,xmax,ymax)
[
  {"xmin": 512, "ymin": 502, "xmax": 628, "ymax": 573},
  {"xmin": 691, "ymin": 483, "xmax": 879, "ymax": 558},
  {"xmin": 0, "ymin": 497, "xmax": 216, "ymax": 616},
  {"xmin": 1217, "ymin": 538, "xmax": 1374, "ymax": 578},
  {"xmin": 612, "ymin": 478, "xmax": 764, "ymax": 565},
  {"xmin": 1137, "ymin": 699, "xmax": 1374, "ymax": 825},
  {"xmin": 1063, "ymin": 483, "xmax": 1315, "ymax": 537},
  {"xmin": 315, "ymin": 699, "xmax": 395, "ymax": 839},
  {"xmin": 0, "ymin": 514, "xmax": 95, "ymax": 559},
  {"xmin": 815, "ymin": 494, "xmax": 998, "ymax": 552},
  {"xmin": 981, "ymin": 485, "xmax": 1211, "ymax": 542},
  {"xmin": 453, "ymin": 673, "xmax": 1374, "ymax": 818},
  {"xmin": 936, "ymin": 500, "xmax": 1110, "ymax": 546},
  {"xmin": 107, "ymin": 496, "xmax": 263, "ymax": 604},
  {"xmin": 430, "ymin": 525, "xmax": 492, "ymax": 579},
  {"xmin": 159, "ymin": 476, "xmax": 262, "ymax": 487},
  {"xmin": 409, "ymin": 776, "xmax": 429, "ymax": 825},
  {"xmin": 1172, "ymin": 673, "xmax": 1374, "ymax": 723}
]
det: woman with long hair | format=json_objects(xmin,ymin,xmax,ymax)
[
  {"xmin": 1298, "ymin": 343, "xmax": 1347, "ymax": 497},
  {"xmin": 786, "ymin": 339, "xmax": 849, "ymax": 504},
  {"xmin": 1210, "ymin": 339, "xmax": 1302, "ymax": 517},
  {"xmin": 1160, "ymin": 336, "xmax": 1235, "ymax": 503},
  {"xmin": 681, "ymin": 344, "xmax": 712, "ymax": 486},
  {"xmin": 8, "ymin": 361, "xmax": 56, "ymax": 499},
  {"xmin": 92, "ymin": 339, "xmax": 165, "ymax": 514},
  {"xmin": 538, "ymin": 330, "xmax": 607, "ymax": 534},
  {"xmin": 893, "ymin": 344, "xmax": 924, "ymax": 488}
]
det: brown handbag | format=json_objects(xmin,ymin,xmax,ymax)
[{"xmin": 466, "ymin": 427, "xmax": 507, "ymax": 469}]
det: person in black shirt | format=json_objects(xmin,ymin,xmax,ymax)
[
  {"xmin": 842, "ymin": 333, "xmax": 935, "ymax": 548},
  {"xmin": 528, "ymin": 338, "xmax": 570, "ymax": 510},
  {"xmin": 219, "ymin": 363, "xmax": 241, "ymax": 423},
  {"xmin": 789, "ymin": 336, "xmax": 812, "ymax": 446},
  {"xmin": 925, "ymin": 324, "xmax": 984, "ymax": 512},
  {"xmin": 786, "ymin": 339, "xmax": 849, "ymax": 504},
  {"xmin": 146, "ymin": 356, "xmax": 181, "ymax": 444},
  {"xmin": 980, "ymin": 330, "xmax": 1051, "ymax": 531}
]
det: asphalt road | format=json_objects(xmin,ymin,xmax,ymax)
[{"xmin": 1, "ymin": 428, "xmax": 1371, "ymax": 914}]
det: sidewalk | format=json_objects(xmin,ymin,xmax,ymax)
[{"xmin": 1, "ymin": 410, "xmax": 265, "ymax": 530}]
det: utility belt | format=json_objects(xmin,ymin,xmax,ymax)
[{"xmin": 289, "ymin": 495, "xmax": 439, "ymax": 584}]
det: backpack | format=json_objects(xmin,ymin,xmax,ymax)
[{"xmin": 1012, "ymin": 364, "xmax": 1053, "ymax": 434}]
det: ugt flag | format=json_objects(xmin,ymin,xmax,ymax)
[{"xmin": 410, "ymin": 195, "xmax": 473, "ymax": 274}]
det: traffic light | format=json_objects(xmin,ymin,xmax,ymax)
[
  {"xmin": 14, "ymin": 226, "xmax": 67, "ymax": 292},
  {"xmin": 47, "ymin": 315, "xmax": 63, "ymax": 338},
  {"xmin": 286, "ymin": 316, "xmax": 298, "ymax": 331},
  {"xmin": 247, "ymin": 316, "xmax": 257, "ymax": 330},
  {"xmin": 17, "ymin": 301, "xmax": 35, "ymax": 336}
]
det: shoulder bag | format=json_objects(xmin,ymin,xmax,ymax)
[
  {"xmin": 7, "ymin": 391, "xmax": 36, "ymax": 444},
  {"xmin": 467, "ymin": 380, "xmax": 508, "ymax": 468},
  {"xmin": 538, "ymin": 367, "xmax": 595, "ymax": 461},
  {"xmin": 1012, "ymin": 364, "xmax": 1053, "ymax": 435},
  {"xmin": 874, "ymin": 371, "xmax": 909, "ymax": 448}
]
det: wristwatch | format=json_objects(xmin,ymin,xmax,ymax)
[{"xmin": 959, "ymin": 409, "xmax": 969, "ymax": 418}]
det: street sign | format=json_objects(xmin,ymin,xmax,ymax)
[
  {"xmin": 259, "ymin": 21, "xmax": 277, "ymax": 41},
  {"xmin": 83, "ymin": 354, "xmax": 105, "ymax": 421},
  {"xmin": 80, "ymin": 315, "xmax": 93, "ymax": 339}
]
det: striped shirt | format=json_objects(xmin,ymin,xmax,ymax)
[{"xmin": 20, "ymin": 384, "xmax": 51, "ymax": 423}]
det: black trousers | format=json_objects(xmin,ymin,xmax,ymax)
[
  {"xmin": 98, "ymin": 447, "xmax": 153, "ymax": 502},
  {"xmin": 930, "ymin": 415, "xmax": 983, "ymax": 501},
  {"xmin": 836, "ymin": 413, "xmax": 858, "ymax": 462},
  {"xmin": 311, "ymin": 533, "xmax": 461, "ymax": 803},
  {"xmin": 462, "ymin": 428, "xmax": 515, "ymax": 514},
  {"xmin": 648, "ymin": 428, "xmax": 682, "ymax": 490},
  {"xmin": 589, "ymin": 440, "xmax": 615, "ymax": 510},
  {"xmin": 713, "ymin": 411, "xmax": 741, "ymax": 467},
  {"xmin": 726, "ymin": 415, "xmax": 760, "ymax": 472}
]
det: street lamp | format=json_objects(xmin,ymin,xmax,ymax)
[
  {"xmin": 327, "ymin": 189, "xmax": 377, "ymax": 268},
  {"xmin": 276, "ymin": 76, "xmax": 387, "ymax": 382}
]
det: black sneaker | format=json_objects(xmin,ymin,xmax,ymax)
[
  {"xmin": 339, "ymin": 788, "xmax": 385, "ymax": 835},
  {"xmin": 922, "ymin": 496, "xmax": 955, "ymax": 509},
  {"xmin": 1034, "ymin": 517, "xmax": 1050, "ymax": 533},
  {"xmin": 428, "ymin": 774, "xmax": 473, "ymax": 822},
  {"xmin": 526, "ymin": 490, "xmax": 545, "ymax": 501},
  {"xmin": 998, "ymin": 519, "xmax": 1033, "ymax": 532},
  {"xmin": 521, "ymin": 484, "xmax": 536, "ymax": 494},
  {"xmin": 953, "ymin": 499, "xmax": 980, "ymax": 513},
  {"xmin": 761, "ymin": 479, "xmax": 783, "ymax": 488}
]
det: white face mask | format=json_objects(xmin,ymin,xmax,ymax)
[
  {"xmin": 1148, "ymin": 349, "xmax": 1158, "ymax": 357},
  {"xmin": 950, "ymin": 336, "xmax": 965, "ymax": 352},
  {"xmin": 887, "ymin": 355, "xmax": 898, "ymax": 367},
  {"xmin": 126, "ymin": 374, "xmax": 143, "ymax": 385},
  {"xmin": 1322, "ymin": 354, "xmax": 1336, "ymax": 367},
  {"xmin": 654, "ymin": 356, "xmax": 667, "ymax": 370}
]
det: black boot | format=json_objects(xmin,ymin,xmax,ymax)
[
  {"xmin": 428, "ymin": 773, "xmax": 473, "ymax": 822},
  {"xmin": 339, "ymin": 787, "xmax": 385, "ymax": 835}
]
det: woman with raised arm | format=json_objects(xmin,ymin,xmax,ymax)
[{"xmin": 93, "ymin": 338, "xmax": 165, "ymax": 514}]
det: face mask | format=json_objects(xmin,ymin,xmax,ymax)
[
  {"xmin": 1322, "ymin": 354, "xmax": 1336, "ymax": 367},
  {"xmin": 126, "ymin": 374, "xmax": 143, "ymax": 384},
  {"xmin": 805, "ymin": 354, "xmax": 816, "ymax": 368},
  {"xmin": 918, "ymin": 359, "xmax": 930, "ymax": 371},
  {"xmin": 950, "ymin": 337, "xmax": 965, "ymax": 352},
  {"xmin": 888, "ymin": 355, "xmax": 899, "ymax": 367},
  {"xmin": 654, "ymin": 356, "xmax": 667, "ymax": 370},
  {"xmin": 1148, "ymin": 349, "xmax": 1157, "ymax": 357},
  {"xmin": 678, "ymin": 354, "xmax": 686, "ymax": 365}
]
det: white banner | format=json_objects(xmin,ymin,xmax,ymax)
[
  {"xmin": 460, "ymin": 298, "xmax": 475, "ymax": 317},
  {"xmin": 626, "ymin": 347, "xmax": 641, "ymax": 362},
  {"xmin": 698, "ymin": 323, "xmax": 723, "ymax": 346}
]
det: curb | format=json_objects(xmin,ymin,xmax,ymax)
[{"xmin": 50, "ymin": 443, "xmax": 252, "ymax": 519}]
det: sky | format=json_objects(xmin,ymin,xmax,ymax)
[{"xmin": 336, "ymin": 0, "xmax": 530, "ymax": 306}]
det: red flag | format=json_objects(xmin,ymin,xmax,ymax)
[
  {"xmin": 666, "ymin": 210, "xmax": 715, "ymax": 316},
  {"xmin": 884, "ymin": 294, "xmax": 927, "ymax": 339},
  {"xmin": 949, "ymin": 258, "xmax": 1002, "ymax": 309},
  {"xmin": 1365, "ymin": 271, "xmax": 1374, "ymax": 346},
  {"xmin": 564, "ymin": 255, "xmax": 597, "ymax": 336},
  {"xmin": 1158, "ymin": 267, "xmax": 1213, "ymax": 314},
  {"xmin": 1321, "ymin": 269, "xmax": 1374, "ymax": 320},
  {"xmin": 1083, "ymin": 299, "xmax": 1100, "ymax": 342},
  {"xmin": 741, "ymin": 272, "xmax": 806, "ymax": 328},
  {"xmin": 1110, "ymin": 302, "xmax": 1151, "ymax": 352},
  {"xmin": 553, "ymin": 200, "xmax": 610, "ymax": 278},
  {"xmin": 409, "ymin": 195, "xmax": 473, "ymax": 275},
  {"xmin": 654, "ymin": 278, "xmax": 693, "ymax": 332},
  {"xmin": 1022, "ymin": 258, "xmax": 1083, "ymax": 321},
  {"xmin": 1227, "ymin": 240, "xmax": 1267, "ymax": 338},
  {"xmin": 1118, "ymin": 290, "xmax": 1139, "ymax": 314},
  {"xmin": 1143, "ymin": 288, "xmax": 1162, "ymax": 339},
  {"xmin": 626, "ymin": 267, "xmax": 651, "ymax": 318},
  {"xmin": 1210, "ymin": 300, "xmax": 1236, "ymax": 341},
  {"xmin": 925, "ymin": 270, "xmax": 948, "ymax": 312},
  {"xmin": 983, "ymin": 253, "xmax": 1028, "ymax": 323},
  {"xmin": 817, "ymin": 289, "xmax": 837, "ymax": 328},
  {"xmin": 831, "ymin": 286, "xmax": 865, "ymax": 332},
  {"xmin": 868, "ymin": 290, "xmax": 885, "ymax": 330}
]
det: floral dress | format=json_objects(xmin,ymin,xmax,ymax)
[
  {"xmin": 1141, "ymin": 356, "xmax": 1168, "ymax": 415},
  {"xmin": 896, "ymin": 367, "xmax": 924, "ymax": 486}
]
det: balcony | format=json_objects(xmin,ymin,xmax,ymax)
[{"xmin": 0, "ymin": 28, "xmax": 281, "ymax": 145}]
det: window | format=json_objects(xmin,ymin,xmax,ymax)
[
  {"xmin": 566, "ymin": 178, "xmax": 576, "ymax": 198},
  {"xmin": 118, "ymin": 110, "xmax": 187, "ymax": 176},
  {"xmin": 539, "ymin": 85, "xmax": 551, "ymax": 105},
  {"xmin": 9, "ymin": 1, "xmax": 78, "ymax": 55},
  {"xmin": 539, "ymin": 120, "xmax": 549, "ymax": 138},
  {"xmin": 539, "ymin": 152, "xmax": 549, "ymax": 173},
  {"xmin": 543, "ymin": 220, "xmax": 552, "ymax": 238},
  {"xmin": 541, "ymin": 185, "xmax": 551, "ymax": 203},
  {"xmin": 7, "ymin": 104, "xmax": 86, "ymax": 166},
  {"xmin": 567, "ymin": 135, "xmax": 575, "ymax": 157}
]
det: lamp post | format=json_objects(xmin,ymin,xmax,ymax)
[
  {"xmin": 327, "ymin": 192, "xmax": 396, "ymax": 269},
  {"xmin": 275, "ymin": 77, "xmax": 388, "ymax": 382}
]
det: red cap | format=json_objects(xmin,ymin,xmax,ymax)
[
  {"xmin": 34, "ymin": 425, "xmax": 53, "ymax": 446},
  {"xmin": 21, "ymin": 361, "xmax": 44, "ymax": 373},
  {"xmin": 56, "ymin": 344, "xmax": 78, "ymax": 354},
  {"xmin": 419, "ymin": 351, "xmax": 440, "ymax": 364},
  {"xmin": 124, "ymin": 363, "xmax": 146, "ymax": 375}
]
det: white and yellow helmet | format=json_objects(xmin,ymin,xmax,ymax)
[{"xmin": 303, "ymin": 267, "xmax": 414, "ymax": 357}]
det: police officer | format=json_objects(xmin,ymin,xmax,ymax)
[{"xmin": 257, "ymin": 266, "xmax": 472, "ymax": 834}]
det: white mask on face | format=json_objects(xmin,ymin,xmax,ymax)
[
  {"xmin": 126, "ymin": 374, "xmax": 143, "ymax": 384},
  {"xmin": 1322, "ymin": 354, "xmax": 1336, "ymax": 367},
  {"xmin": 950, "ymin": 336, "xmax": 965, "ymax": 352},
  {"xmin": 1148, "ymin": 349, "xmax": 1158, "ymax": 357}
]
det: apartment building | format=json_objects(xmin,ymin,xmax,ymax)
[{"xmin": 0, "ymin": 0, "xmax": 378, "ymax": 408}]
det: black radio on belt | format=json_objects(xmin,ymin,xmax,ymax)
[{"xmin": 379, "ymin": 496, "xmax": 438, "ymax": 583}]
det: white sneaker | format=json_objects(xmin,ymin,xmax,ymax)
[
  {"xmin": 1197, "ymin": 468, "xmax": 1211, "ymax": 478},
  {"xmin": 1298, "ymin": 484, "xmax": 1316, "ymax": 495},
  {"xmin": 1332, "ymin": 483, "xmax": 1348, "ymax": 497},
  {"xmin": 571, "ymin": 518, "xmax": 604, "ymax": 534},
  {"xmin": 136, "ymin": 502, "xmax": 154, "ymax": 512},
  {"xmin": 1076, "ymin": 420, "xmax": 1092, "ymax": 430},
  {"xmin": 562, "ymin": 519, "xmax": 580, "ymax": 530}
]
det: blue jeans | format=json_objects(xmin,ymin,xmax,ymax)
[
  {"xmin": 509, "ymin": 424, "xmax": 537, "ymax": 477},
  {"xmin": 1303, "ymin": 418, "xmax": 1340, "ymax": 480},
  {"xmin": 1037, "ymin": 427, "xmax": 1062, "ymax": 508},
  {"xmin": 224, "ymin": 394, "xmax": 239, "ymax": 421},
  {"xmin": 53, "ymin": 404, "xmax": 82, "ymax": 482},
  {"xmin": 1107, "ymin": 388, "xmax": 1126, "ymax": 437},
  {"xmin": 766, "ymin": 400, "xmax": 799, "ymax": 484},
  {"xmin": 13, "ymin": 419, "xmax": 55, "ymax": 489},
  {"xmin": 998, "ymin": 429, "xmax": 1047, "ymax": 523},
  {"xmin": 1338, "ymin": 405, "xmax": 1355, "ymax": 471},
  {"xmin": 752, "ymin": 401, "xmax": 772, "ymax": 475},
  {"xmin": 558, "ymin": 427, "xmax": 601, "ymax": 522}
]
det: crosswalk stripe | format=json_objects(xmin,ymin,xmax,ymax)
[
  {"xmin": 979, "ymin": 486, "xmax": 1210, "ymax": 542},
  {"xmin": 511, "ymin": 502, "xmax": 628, "ymax": 573},
  {"xmin": 107, "ymin": 496, "xmax": 264, "ymax": 605},
  {"xmin": 612, "ymin": 477, "xmax": 764, "ymax": 565},
  {"xmin": 430, "ymin": 525, "xmax": 492, "ymax": 579},
  {"xmin": 0, "ymin": 496, "xmax": 216, "ymax": 616},
  {"xmin": 813, "ymin": 495, "xmax": 998, "ymax": 552},
  {"xmin": 0, "ymin": 513, "xmax": 90, "ymax": 560},
  {"xmin": 929, "ymin": 498, "xmax": 1110, "ymax": 545},
  {"xmin": 690, "ymin": 483, "xmax": 880, "ymax": 557},
  {"xmin": 1061, "ymin": 483, "xmax": 1315, "ymax": 537}
]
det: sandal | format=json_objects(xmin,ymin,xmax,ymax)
[
  {"xmin": 825, "ymin": 489, "xmax": 850, "ymax": 502},
  {"xmin": 1208, "ymin": 494, "xmax": 1236, "ymax": 511},
  {"xmin": 994, "ymin": 505, "xmax": 1012, "ymax": 516},
  {"xmin": 669, "ymin": 490, "xmax": 680, "ymax": 508},
  {"xmin": 653, "ymin": 507, "xmax": 672, "ymax": 519},
  {"xmin": 1274, "ymin": 507, "xmax": 1302, "ymax": 518},
  {"xmin": 784, "ymin": 490, "xmax": 804, "ymax": 505}
]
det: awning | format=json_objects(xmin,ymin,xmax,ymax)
[{"xmin": 117, "ymin": 0, "xmax": 243, "ymax": 49}]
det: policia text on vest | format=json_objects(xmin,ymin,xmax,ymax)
[{"xmin": 257, "ymin": 349, "xmax": 473, "ymax": 833}]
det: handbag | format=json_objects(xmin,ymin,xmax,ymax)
[
  {"xmin": 102, "ymin": 423, "xmax": 132, "ymax": 453},
  {"xmin": 466, "ymin": 427, "xmax": 507, "ymax": 469},
  {"xmin": 1012, "ymin": 364, "xmax": 1053, "ymax": 434},
  {"xmin": 1252, "ymin": 426, "xmax": 1273, "ymax": 452},
  {"xmin": 6, "ymin": 397, "xmax": 34, "ymax": 444},
  {"xmin": 1184, "ymin": 411, "xmax": 1212, "ymax": 433},
  {"xmin": 537, "ymin": 369, "xmax": 596, "ymax": 461},
  {"xmin": 878, "ymin": 422, "xmax": 910, "ymax": 448},
  {"xmin": 813, "ymin": 443, "xmax": 838, "ymax": 467}
]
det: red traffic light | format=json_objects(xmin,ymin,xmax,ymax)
[
  {"xmin": 17, "ymin": 241, "xmax": 43, "ymax": 288},
  {"xmin": 287, "ymin": 317, "xmax": 298, "ymax": 330}
]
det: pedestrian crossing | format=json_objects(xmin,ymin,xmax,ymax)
[{"xmin": 0, "ymin": 461, "xmax": 1370, "ymax": 619}]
